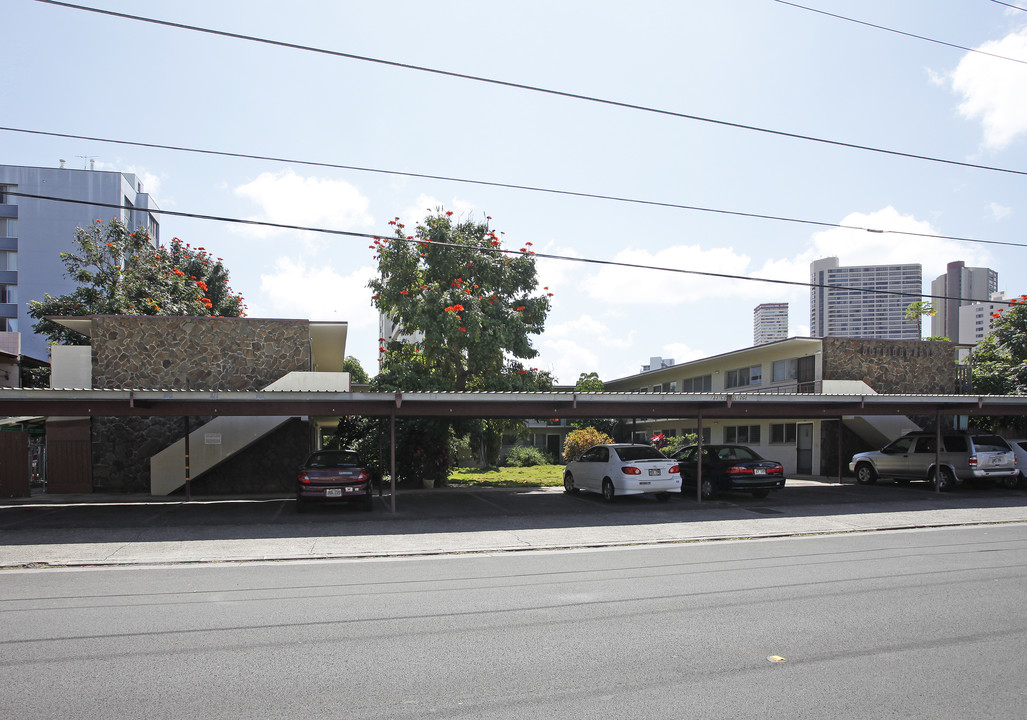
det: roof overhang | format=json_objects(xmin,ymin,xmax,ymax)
[{"xmin": 1, "ymin": 389, "xmax": 1025, "ymax": 419}]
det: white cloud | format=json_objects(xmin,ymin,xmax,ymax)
[
  {"xmin": 807, "ymin": 206, "xmax": 991, "ymax": 280},
  {"xmin": 661, "ymin": 342, "xmax": 710, "ymax": 364},
  {"xmin": 579, "ymin": 244, "xmax": 762, "ymax": 305},
  {"xmin": 947, "ymin": 28, "xmax": 1027, "ymax": 149},
  {"xmin": 989, "ymin": 202, "xmax": 1013, "ymax": 221},
  {"xmin": 234, "ymin": 170, "xmax": 373, "ymax": 238},
  {"xmin": 257, "ymin": 257, "xmax": 376, "ymax": 327},
  {"xmin": 537, "ymin": 337, "xmax": 600, "ymax": 385}
]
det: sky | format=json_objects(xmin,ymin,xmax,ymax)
[{"xmin": 4, "ymin": 0, "xmax": 1027, "ymax": 384}]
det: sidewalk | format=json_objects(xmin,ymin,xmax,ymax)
[{"xmin": 3, "ymin": 479, "xmax": 1026, "ymax": 568}]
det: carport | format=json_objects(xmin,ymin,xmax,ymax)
[{"xmin": 2, "ymin": 388, "xmax": 1026, "ymax": 510}]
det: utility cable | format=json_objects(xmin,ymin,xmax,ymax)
[
  {"xmin": 32, "ymin": 0, "xmax": 1027, "ymax": 179},
  {"xmin": 8, "ymin": 190, "xmax": 1018, "ymax": 308},
  {"xmin": 2, "ymin": 126, "xmax": 1023, "ymax": 251},
  {"xmin": 774, "ymin": 0, "xmax": 1027, "ymax": 67},
  {"xmin": 990, "ymin": 1, "xmax": 1027, "ymax": 13}
]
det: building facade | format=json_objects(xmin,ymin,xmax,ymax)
[
  {"xmin": 958, "ymin": 291, "xmax": 1009, "ymax": 346},
  {"xmin": 810, "ymin": 257, "xmax": 922, "ymax": 340},
  {"xmin": 753, "ymin": 302, "xmax": 788, "ymax": 345},
  {"xmin": 0, "ymin": 163, "xmax": 162, "ymax": 361},
  {"xmin": 931, "ymin": 261, "xmax": 999, "ymax": 340},
  {"xmin": 604, "ymin": 337, "xmax": 963, "ymax": 476}
]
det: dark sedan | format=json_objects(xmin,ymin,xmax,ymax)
[
  {"xmin": 672, "ymin": 444, "xmax": 785, "ymax": 499},
  {"xmin": 296, "ymin": 449, "xmax": 375, "ymax": 513}
]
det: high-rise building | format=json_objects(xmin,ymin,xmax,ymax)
[
  {"xmin": 810, "ymin": 257, "xmax": 922, "ymax": 340},
  {"xmin": 958, "ymin": 291, "xmax": 1008, "ymax": 346},
  {"xmin": 0, "ymin": 163, "xmax": 161, "ymax": 361},
  {"xmin": 753, "ymin": 303, "xmax": 788, "ymax": 345},
  {"xmin": 930, "ymin": 261, "xmax": 998, "ymax": 340}
]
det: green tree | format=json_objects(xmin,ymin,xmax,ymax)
[
  {"xmin": 368, "ymin": 209, "xmax": 554, "ymax": 484},
  {"xmin": 906, "ymin": 300, "xmax": 949, "ymax": 341},
  {"xmin": 369, "ymin": 209, "xmax": 553, "ymax": 391},
  {"xmin": 969, "ymin": 298, "xmax": 1027, "ymax": 432},
  {"xmin": 343, "ymin": 356, "xmax": 370, "ymax": 384},
  {"xmin": 28, "ymin": 219, "xmax": 245, "ymax": 345},
  {"xmin": 571, "ymin": 370, "xmax": 618, "ymax": 437}
]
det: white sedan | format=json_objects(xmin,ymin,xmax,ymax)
[{"xmin": 563, "ymin": 443, "xmax": 681, "ymax": 502}]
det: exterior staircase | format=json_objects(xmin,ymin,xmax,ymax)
[{"xmin": 149, "ymin": 371, "xmax": 349, "ymax": 495}]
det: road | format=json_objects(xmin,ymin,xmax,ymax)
[{"xmin": 2, "ymin": 524, "xmax": 1026, "ymax": 719}]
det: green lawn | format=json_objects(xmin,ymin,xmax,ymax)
[{"xmin": 448, "ymin": 464, "xmax": 564, "ymax": 488}]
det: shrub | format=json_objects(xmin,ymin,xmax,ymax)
[
  {"xmin": 503, "ymin": 446, "xmax": 552, "ymax": 467},
  {"xmin": 563, "ymin": 427, "xmax": 614, "ymax": 462}
]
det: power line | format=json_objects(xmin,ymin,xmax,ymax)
[
  {"xmin": 774, "ymin": 0, "xmax": 1027, "ymax": 67},
  {"xmin": 8, "ymin": 189, "xmax": 1019, "ymax": 308},
  {"xmin": 990, "ymin": 1, "xmax": 1027, "ymax": 12},
  {"xmin": 33, "ymin": 0, "xmax": 1027, "ymax": 179},
  {"xmin": 3, "ymin": 126, "xmax": 1024, "ymax": 251}
]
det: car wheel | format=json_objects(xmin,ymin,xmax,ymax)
[
  {"xmin": 1000, "ymin": 474, "xmax": 1020, "ymax": 489},
  {"xmin": 295, "ymin": 498, "xmax": 306, "ymax": 514},
  {"xmin": 855, "ymin": 463, "xmax": 878, "ymax": 485},
  {"xmin": 602, "ymin": 479, "xmax": 616, "ymax": 503},
  {"xmin": 700, "ymin": 478, "xmax": 715, "ymax": 500},
  {"xmin": 932, "ymin": 466, "xmax": 955, "ymax": 491},
  {"xmin": 655, "ymin": 492, "xmax": 671, "ymax": 503},
  {"xmin": 563, "ymin": 473, "xmax": 579, "ymax": 494},
  {"xmin": 751, "ymin": 489, "xmax": 770, "ymax": 499}
]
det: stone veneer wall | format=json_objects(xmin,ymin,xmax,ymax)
[
  {"xmin": 89, "ymin": 317, "xmax": 313, "ymax": 492},
  {"xmin": 91, "ymin": 316, "xmax": 311, "ymax": 390},
  {"xmin": 821, "ymin": 337, "xmax": 958, "ymax": 395}
]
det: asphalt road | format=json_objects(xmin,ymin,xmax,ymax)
[{"xmin": 3, "ymin": 524, "xmax": 1026, "ymax": 719}]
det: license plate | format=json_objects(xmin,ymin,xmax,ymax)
[
  {"xmin": 754, "ymin": 468, "xmax": 766, "ymax": 476},
  {"xmin": 325, "ymin": 488, "xmax": 342, "ymax": 497},
  {"xmin": 648, "ymin": 468, "xmax": 661, "ymax": 476}
]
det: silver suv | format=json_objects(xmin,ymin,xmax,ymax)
[{"xmin": 849, "ymin": 432, "xmax": 1018, "ymax": 490}]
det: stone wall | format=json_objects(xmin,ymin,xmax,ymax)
[
  {"xmin": 88, "ymin": 316, "xmax": 314, "ymax": 493},
  {"xmin": 91, "ymin": 316, "xmax": 311, "ymax": 390},
  {"xmin": 821, "ymin": 338, "xmax": 958, "ymax": 395}
]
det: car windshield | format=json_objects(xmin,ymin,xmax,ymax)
[
  {"xmin": 305, "ymin": 451, "xmax": 361, "ymax": 468},
  {"xmin": 615, "ymin": 446, "xmax": 666, "ymax": 461}
]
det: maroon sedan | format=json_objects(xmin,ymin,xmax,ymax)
[{"xmin": 296, "ymin": 449, "xmax": 375, "ymax": 513}]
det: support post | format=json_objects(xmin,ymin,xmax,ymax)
[
  {"xmin": 935, "ymin": 411, "xmax": 942, "ymax": 494},
  {"xmin": 696, "ymin": 411, "xmax": 704, "ymax": 503},
  {"xmin": 183, "ymin": 415, "xmax": 191, "ymax": 502},
  {"xmin": 390, "ymin": 411, "xmax": 397, "ymax": 513}
]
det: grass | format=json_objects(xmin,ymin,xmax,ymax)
[{"xmin": 448, "ymin": 464, "xmax": 564, "ymax": 488}]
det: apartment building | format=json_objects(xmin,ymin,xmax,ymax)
[
  {"xmin": 0, "ymin": 163, "xmax": 161, "ymax": 361},
  {"xmin": 605, "ymin": 337, "xmax": 962, "ymax": 476},
  {"xmin": 931, "ymin": 261, "xmax": 999, "ymax": 340},
  {"xmin": 753, "ymin": 302, "xmax": 788, "ymax": 345},
  {"xmin": 810, "ymin": 257, "xmax": 922, "ymax": 341}
]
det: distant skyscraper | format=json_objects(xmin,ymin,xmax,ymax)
[
  {"xmin": 0, "ymin": 163, "xmax": 161, "ymax": 361},
  {"xmin": 753, "ymin": 303, "xmax": 788, "ymax": 345},
  {"xmin": 930, "ymin": 261, "xmax": 998, "ymax": 340},
  {"xmin": 810, "ymin": 257, "xmax": 922, "ymax": 340},
  {"xmin": 958, "ymin": 291, "xmax": 1008, "ymax": 346}
]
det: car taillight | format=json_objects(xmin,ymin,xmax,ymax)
[
  {"xmin": 358, "ymin": 470, "xmax": 371, "ymax": 481},
  {"xmin": 969, "ymin": 455, "xmax": 978, "ymax": 469},
  {"xmin": 669, "ymin": 465, "xmax": 679, "ymax": 474},
  {"xmin": 298, "ymin": 471, "xmax": 310, "ymax": 484},
  {"xmin": 622, "ymin": 466, "xmax": 642, "ymax": 475},
  {"xmin": 726, "ymin": 466, "xmax": 754, "ymax": 475}
]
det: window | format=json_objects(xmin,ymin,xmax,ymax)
[
  {"xmin": 4, "ymin": 318, "xmax": 16, "ymax": 332},
  {"xmin": 770, "ymin": 423, "xmax": 797, "ymax": 444},
  {"xmin": 725, "ymin": 365, "xmax": 761, "ymax": 389},
  {"xmin": 0, "ymin": 251, "xmax": 13, "ymax": 270},
  {"xmin": 725, "ymin": 425, "xmax": 761, "ymax": 444},
  {"xmin": 772, "ymin": 358, "xmax": 798, "ymax": 382},
  {"xmin": 681, "ymin": 375, "xmax": 711, "ymax": 392},
  {"xmin": 0, "ymin": 285, "xmax": 15, "ymax": 304}
]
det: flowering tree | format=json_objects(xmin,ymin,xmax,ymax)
[
  {"xmin": 562, "ymin": 427, "xmax": 614, "ymax": 462},
  {"xmin": 29, "ymin": 218, "xmax": 245, "ymax": 345},
  {"xmin": 368, "ymin": 209, "xmax": 554, "ymax": 484},
  {"xmin": 369, "ymin": 209, "xmax": 553, "ymax": 391}
]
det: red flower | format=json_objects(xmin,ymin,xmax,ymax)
[
  {"xmin": 400, "ymin": 290, "xmax": 409, "ymax": 295},
  {"xmin": 459, "ymin": 327, "xmax": 466, "ymax": 332},
  {"xmin": 516, "ymin": 306, "xmax": 526, "ymax": 311},
  {"xmin": 446, "ymin": 211, "xmax": 454, "ymax": 216}
]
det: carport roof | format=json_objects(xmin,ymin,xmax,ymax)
[{"xmin": 1, "ymin": 389, "xmax": 1026, "ymax": 419}]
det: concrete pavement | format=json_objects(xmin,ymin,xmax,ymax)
[{"xmin": 2, "ymin": 478, "xmax": 1026, "ymax": 568}]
